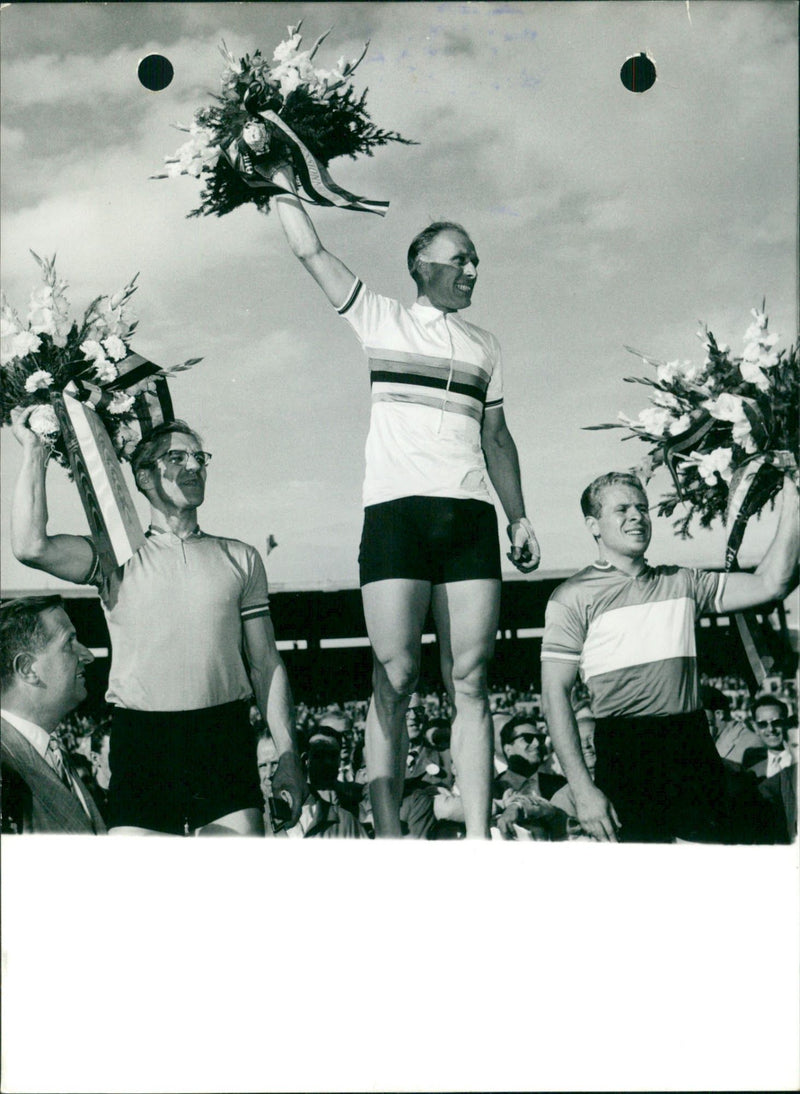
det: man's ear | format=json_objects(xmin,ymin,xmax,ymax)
[
  {"xmin": 13, "ymin": 651, "xmax": 40, "ymax": 686},
  {"xmin": 584, "ymin": 514, "xmax": 600, "ymax": 540}
]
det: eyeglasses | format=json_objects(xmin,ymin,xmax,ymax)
[
  {"xmin": 755, "ymin": 719, "xmax": 786, "ymax": 730},
  {"xmin": 156, "ymin": 449, "xmax": 213, "ymax": 469},
  {"xmin": 512, "ymin": 733, "xmax": 544, "ymax": 745}
]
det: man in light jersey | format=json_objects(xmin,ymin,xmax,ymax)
[
  {"xmin": 541, "ymin": 470, "xmax": 798, "ymax": 842},
  {"xmin": 11, "ymin": 409, "xmax": 305, "ymax": 836},
  {"xmin": 271, "ymin": 165, "xmax": 540, "ymax": 837}
]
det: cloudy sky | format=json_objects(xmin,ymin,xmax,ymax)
[{"xmin": 1, "ymin": 0, "xmax": 797, "ymax": 593}]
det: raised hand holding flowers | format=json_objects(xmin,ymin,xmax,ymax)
[
  {"xmin": 1, "ymin": 253, "xmax": 200, "ymax": 469},
  {"xmin": 587, "ymin": 305, "xmax": 798, "ymax": 540},
  {"xmin": 154, "ymin": 21, "xmax": 415, "ymax": 219}
]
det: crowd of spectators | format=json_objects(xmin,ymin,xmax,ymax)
[{"xmin": 53, "ymin": 673, "xmax": 798, "ymax": 842}]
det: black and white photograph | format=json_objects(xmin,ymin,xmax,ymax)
[{"xmin": 1, "ymin": 2, "xmax": 798, "ymax": 1091}]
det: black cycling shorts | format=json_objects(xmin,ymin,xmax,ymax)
[
  {"xmin": 359, "ymin": 495, "xmax": 501, "ymax": 587},
  {"xmin": 593, "ymin": 710, "xmax": 731, "ymax": 843},
  {"xmin": 108, "ymin": 700, "xmax": 262, "ymax": 834}
]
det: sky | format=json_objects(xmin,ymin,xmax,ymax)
[
  {"xmin": 1, "ymin": 0, "xmax": 797, "ymax": 594},
  {"xmin": 1, "ymin": 7, "xmax": 799, "ymax": 1090}
]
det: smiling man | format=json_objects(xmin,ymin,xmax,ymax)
[
  {"xmin": 269, "ymin": 166, "xmax": 540, "ymax": 838},
  {"xmin": 541, "ymin": 470, "xmax": 799, "ymax": 843},
  {"xmin": 1, "ymin": 596, "xmax": 105, "ymax": 834},
  {"xmin": 10, "ymin": 411, "xmax": 305, "ymax": 836}
]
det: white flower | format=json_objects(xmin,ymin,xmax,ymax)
[
  {"xmin": 4, "ymin": 328, "xmax": 42, "ymax": 365},
  {"xmin": 90, "ymin": 304, "xmax": 136, "ymax": 342},
  {"xmin": 635, "ymin": 407, "xmax": 673, "ymax": 436},
  {"xmin": 80, "ymin": 338, "xmax": 105, "ymax": 361},
  {"xmin": 702, "ymin": 393, "xmax": 746, "ymax": 423},
  {"xmin": 103, "ymin": 335, "xmax": 128, "ymax": 362},
  {"xmin": 692, "ymin": 447, "xmax": 734, "ymax": 485},
  {"xmin": 28, "ymin": 404, "xmax": 60, "ymax": 438},
  {"xmin": 274, "ymin": 63, "xmax": 304, "ymax": 97},
  {"xmin": 739, "ymin": 358, "xmax": 770, "ymax": 391},
  {"xmin": 27, "ymin": 278, "xmax": 70, "ymax": 345},
  {"xmin": 750, "ymin": 308, "xmax": 768, "ymax": 330},
  {"xmin": 668, "ymin": 413, "xmax": 692, "ymax": 436},
  {"xmin": 108, "ymin": 392, "xmax": 135, "ymax": 415},
  {"xmin": 273, "ymin": 29, "xmax": 303, "ymax": 64},
  {"xmin": 656, "ymin": 358, "xmax": 706, "ymax": 385},
  {"xmin": 24, "ymin": 369, "xmax": 54, "ymax": 393},
  {"xmin": 93, "ymin": 358, "xmax": 118, "ymax": 384},
  {"xmin": 731, "ymin": 416, "xmax": 757, "ymax": 454}
]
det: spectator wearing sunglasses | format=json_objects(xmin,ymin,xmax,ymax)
[
  {"xmin": 491, "ymin": 713, "xmax": 566, "ymax": 839},
  {"xmin": 742, "ymin": 697, "xmax": 797, "ymax": 783},
  {"xmin": 10, "ymin": 413, "xmax": 305, "ymax": 837}
]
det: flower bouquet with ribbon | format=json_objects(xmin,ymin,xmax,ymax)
[
  {"xmin": 153, "ymin": 22, "xmax": 415, "ymax": 219},
  {"xmin": 586, "ymin": 306, "xmax": 798, "ymax": 683},
  {"xmin": 1, "ymin": 253, "xmax": 202, "ymax": 577}
]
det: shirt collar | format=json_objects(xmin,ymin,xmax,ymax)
[
  {"xmin": 410, "ymin": 300, "xmax": 457, "ymax": 323},
  {"xmin": 146, "ymin": 525, "xmax": 203, "ymax": 540},
  {"xmin": 1, "ymin": 708, "xmax": 52, "ymax": 759}
]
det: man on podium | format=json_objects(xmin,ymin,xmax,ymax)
[{"xmin": 270, "ymin": 165, "xmax": 540, "ymax": 838}]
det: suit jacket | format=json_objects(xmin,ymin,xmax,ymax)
[
  {"xmin": 1, "ymin": 716, "xmax": 106, "ymax": 834},
  {"xmin": 742, "ymin": 745, "xmax": 796, "ymax": 784}
]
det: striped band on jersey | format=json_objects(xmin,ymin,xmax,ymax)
[
  {"xmin": 240, "ymin": 602, "xmax": 271, "ymax": 620},
  {"xmin": 369, "ymin": 347, "xmax": 492, "ymax": 423}
]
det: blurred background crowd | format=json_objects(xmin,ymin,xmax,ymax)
[{"xmin": 54, "ymin": 671, "xmax": 797, "ymax": 842}]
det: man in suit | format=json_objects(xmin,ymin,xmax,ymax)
[
  {"xmin": 1, "ymin": 596, "xmax": 106, "ymax": 834},
  {"xmin": 491, "ymin": 713, "xmax": 567, "ymax": 839},
  {"xmin": 742, "ymin": 696, "xmax": 797, "ymax": 783}
]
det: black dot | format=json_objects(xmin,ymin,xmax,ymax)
[
  {"xmin": 138, "ymin": 54, "xmax": 174, "ymax": 92},
  {"xmin": 620, "ymin": 53, "xmax": 656, "ymax": 94}
]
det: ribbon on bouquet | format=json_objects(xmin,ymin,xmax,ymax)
[
  {"xmin": 71, "ymin": 352, "xmax": 176, "ymax": 453},
  {"xmin": 660, "ymin": 411, "xmax": 715, "ymax": 499},
  {"xmin": 723, "ymin": 456, "xmax": 787, "ymax": 688},
  {"xmin": 51, "ymin": 351, "xmax": 195, "ymax": 579},
  {"xmin": 221, "ymin": 110, "xmax": 389, "ymax": 216}
]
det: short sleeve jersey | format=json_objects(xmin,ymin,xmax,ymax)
[
  {"xmin": 337, "ymin": 278, "xmax": 503, "ymax": 507},
  {"xmin": 540, "ymin": 562, "xmax": 726, "ymax": 719},
  {"xmin": 96, "ymin": 528, "xmax": 270, "ymax": 712}
]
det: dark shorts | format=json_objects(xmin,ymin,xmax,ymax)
[
  {"xmin": 359, "ymin": 496, "xmax": 501, "ymax": 587},
  {"xmin": 593, "ymin": 710, "xmax": 731, "ymax": 843},
  {"xmin": 108, "ymin": 700, "xmax": 262, "ymax": 834}
]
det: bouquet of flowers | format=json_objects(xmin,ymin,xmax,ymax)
[
  {"xmin": 153, "ymin": 22, "xmax": 414, "ymax": 219},
  {"xmin": 586, "ymin": 306, "xmax": 798, "ymax": 543},
  {"xmin": 1, "ymin": 253, "xmax": 200, "ymax": 468}
]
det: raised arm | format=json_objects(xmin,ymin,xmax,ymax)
[
  {"xmin": 541, "ymin": 659, "xmax": 620, "ymax": 841},
  {"xmin": 718, "ymin": 476, "xmax": 799, "ymax": 613},
  {"xmin": 243, "ymin": 612, "xmax": 306, "ymax": 825},
  {"xmin": 481, "ymin": 405, "xmax": 540, "ymax": 572},
  {"xmin": 10, "ymin": 406, "xmax": 96, "ymax": 584},
  {"xmin": 271, "ymin": 165, "xmax": 359, "ymax": 308}
]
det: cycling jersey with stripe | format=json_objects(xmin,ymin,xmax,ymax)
[{"xmin": 337, "ymin": 278, "xmax": 504, "ymax": 507}]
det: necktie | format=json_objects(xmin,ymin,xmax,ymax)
[
  {"xmin": 45, "ymin": 739, "xmax": 91, "ymax": 819},
  {"xmin": 45, "ymin": 738, "xmax": 71, "ymax": 787}
]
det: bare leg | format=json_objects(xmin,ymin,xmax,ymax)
[
  {"xmin": 109, "ymin": 807, "xmax": 265, "ymax": 837},
  {"xmin": 195, "ymin": 807, "xmax": 265, "ymax": 836},
  {"xmin": 362, "ymin": 579, "xmax": 431, "ymax": 837},
  {"xmin": 108, "ymin": 826, "xmax": 171, "ymax": 836},
  {"xmin": 432, "ymin": 579, "xmax": 500, "ymax": 839}
]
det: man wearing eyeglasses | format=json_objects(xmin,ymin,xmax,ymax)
[{"xmin": 10, "ymin": 411, "xmax": 305, "ymax": 836}]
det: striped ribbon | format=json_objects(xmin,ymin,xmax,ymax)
[
  {"xmin": 723, "ymin": 456, "xmax": 785, "ymax": 688},
  {"xmin": 222, "ymin": 111, "xmax": 389, "ymax": 216}
]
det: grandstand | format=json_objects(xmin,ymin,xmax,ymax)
[{"xmin": 4, "ymin": 570, "xmax": 796, "ymax": 709}]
